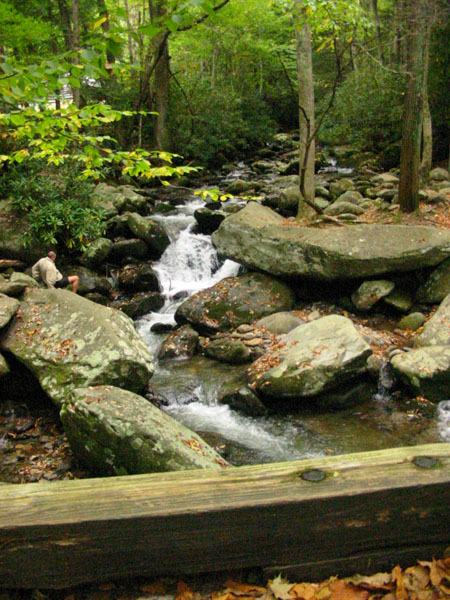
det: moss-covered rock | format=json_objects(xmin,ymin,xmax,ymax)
[
  {"xmin": 126, "ymin": 213, "xmax": 170, "ymax": 258},
  {"xmin": 0, "ymin": 294, "xmax": 20, "ymax": 329},
  {"xmin": 0, "ymin": 272, "xmax": 39, "ymax": 297},
  {"xmin": 60, "ymin": 386, "xmax": 228, "ymax": 475},
  {"xmin": 351, "ymin": 280, "xmax": 395, "ymax": 311},
  {"xmin": 203, "ymin": 338, "xmax": 252, "ymax": 364},
  {"xmin": 0, "ymin": 288, "xmax": 154, "ymax": 406},
  {"xmin": 416, "ymin": 258, "xmax": 450, "ymax": 304},
  {"xmin": 416, "ymin": 294, "xmax": 450, "ymax": 347},
  {"xmin": 111, "ymin": 292, "xmax": 164, "ymax": 320},
  {"xmin": 118, "ymin": 263, "xmax": 161, "ymax": 293},
  {"xmin": 80, "ymin": 238, "xmax": 113, "ymax": 268},
  {"xmin": 391, "ymin": 346, "xmax": 450, "ymax": 401},
  {"xmin": 248, "ymin": 315, "xmax": 371, "ymax": 401},
  {"xmin": 158, "ymin": 325, "xmax": 199, "ymax": 360},
  {"xmin": 175, "ymin": 272, "xmax": 295, "ymax": 334}
]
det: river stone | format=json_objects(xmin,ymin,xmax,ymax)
[
  {"xmin": 351, "ymin": 280, "xmax": 395, "ymax": 311},
  {"xmin": 94, "ymin": 184, "xmax": 148, "ymax": 214},
  {"xmin": 225, "ymin": 179, "xmax": 254, "ymax": 195},
  {"xmin": 383, "ymin": 288, "xmax": 414, "ymax": 313},
  {"xmin": 324, "ymin": 201, "xmax": 365, "ymax": 217},
  {"xmin": 159, "ymin": 325, "xmax": 199, "ymax": 360},
  {"xmin": 336, "ymin": 190, "xmax": 364, "ymax": 205},
  {"xmin": 109, "ymin": 238, "xmax": 149, "ymax": 261},
  {"xmin": 390, "ymin": 346, "xmax": 450, "ymax": 401},
  {"xmin": 60, "ymin": 386, "xmax": 228, "ymax": 475},
  {"xmin": 194, "ymin": 208, "xmax": 227, "ymax": 234},
  {"xmin": 397, "ymin": 312, "xmax": 426, "ymax": 331},
  {"xmin": 212, "ymin": 202, "xmax": 450, "ymax": 281},
  {"xmin": 429, "ymin": 167, "xmax": 449, "ymax": 182},
  {"xmin": 370, "ymin": 172, "xmax": 399, "ymax": 185},
  {"xmin": 175, "ymin": 271, "xmax": 295, "ymax": 334},
  {"xmin": 111, "ymin": 292, "xmax": 164, "ymax": 320},
  {"xmin": 65, "ymin": 266, "xmax": 112, "ymax": 298},
  {"xmin": 415, "ymin": 294, "xmax": 450, "ymax": 347},
  {"xmin": 0, "ymin": 288, "xmax": 154, "ymax": 406},
  {"xmin": 0, "ymin": 294, "xmax": 19, "ymax": 329},
  {"xmin": 0, "ymin": 352, "xmax": 9, "ymax": 378},
  {"xmin": 416, "ymin": 258, "xmax": 450, "ymax": 304},
  {"xmin": 329, "ymin": 178, "xmax": 355, "ymax": 198},
  {"xmin": 279, "ymin": 185, "xmax": 300, "ymax": 214},
  {"xmin": 118, "ymin": 264, "xmax": 161, "ymax": 293},
  {"xmin": 126, "ymin": 213, "xmax": 170, "ymax": 258},
  {"xmin": 219, "ymin": 386, "xmax": 268, "ymax": 416},
  {"xmin": 80, "ymin": 238, "xmax": 113, "ymax": 267},
  {"xmin": 203, "ymin": 338, "xmax": 252, "ymax": 364},
  {"xmin": 0, "ymin": 272, "xmax": 40, "ymax": 297},
  {"xmin": 254, "ymin": 312, "xmax": 305, "ymax": 334},
  {"xmin": 248, "ymin": 315, "xmax": 372, "ymax": 401}
]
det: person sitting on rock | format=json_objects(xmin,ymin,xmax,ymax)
[{"xmin": 31, "ymin": 251, "xmax": 79, "ymax": 293}]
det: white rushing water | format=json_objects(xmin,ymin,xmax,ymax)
[{"xmin": 135, "ymin": 197, "xmax": 319, "ymax": 464}]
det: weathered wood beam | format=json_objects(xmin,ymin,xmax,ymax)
[{"xmin": 1, "ymin": 443, "xmax": 450, "ymax": 589}]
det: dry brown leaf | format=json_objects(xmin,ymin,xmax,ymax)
[
  {"xmin": 403, "ymin": 565, "xmax": 430, "ymax": 592},
  {"xmin": 289, "ymin": 582, "xmax": 319, "ymax": 600},
  {"xmin": 176, "ymin": 581, "xmax": 194, "ymax": 600},
  {"xmin": 140, "ymin": 581, "xmax": 166, "ymax": 594},
  {"xmin": 225, "ymin": 581, "xmax": 266, "ymax": 597},
  {"xmin": 346, "ymin": 572, "xmax": 392, "ymax": 591},
  {"xmin": 269, "ymin": 575, "xmax": 296, "ymax": 600},
  {"xmin": 391, "ymin": 566, "xmax": 408, "ymax": 600},
  {"xmin": 329, "ymin": 579, "xmax": 369, "ymax": 600}
]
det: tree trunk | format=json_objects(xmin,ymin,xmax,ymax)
[
  {"xmin": 398, "ymin": 0, "xmax": 426, "ymax": 213},
  {"xmin": 123, "ymin": 0, "xmax": 135, "ymax": 63},
  {"xmin": 148, "ymin": 1, "xmax": 170, "ymax": 150},
  {"xmin": 71, "ymin": 0, "xmax": 81, "ymax": 107},
  {"xmin": 370, "ymin": 0, "xmax": 384, "ymax": 63},
  {"xmin": 295, "ymin": 3, "xmax": 315, "ymax": 218},
  {"xmin": 420, "ymin": 28, "xmax": 432, "ymax": 179}
]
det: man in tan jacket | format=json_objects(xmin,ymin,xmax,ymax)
[{"xmin": 32, "ymin": 251, "xmax": 79, "ymax": 293}]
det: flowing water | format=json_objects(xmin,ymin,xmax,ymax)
[{"xmin": 136, "ymin": 186, "xmax": 449, "ymax": 466}]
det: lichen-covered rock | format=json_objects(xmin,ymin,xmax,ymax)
[
  {"xmin": 203, "ymin": 338, "xmax": 252, "ymax": 364},
  {"xmin": 416, "ymin": 258, "xmax": 450, "ymax": 304},
  {"xmin": 109, "ymin": 238, "xmax": 150, "ymax": 262},
  {"xmin": 0, "ymin": 288, "xmax": 154, "ymax": 406},
  {"xmin": 351, "ymin": 280, "xmax": 395, "ymax": 311},
  {"xmin": 0, "ymin": 294, "xmax": 19, "ymax": 329},
  {"xmin": 126, "ymin": 213, "xmax": 170, "ymax": 258},
  {"xmin": 0, "ymin": 272, "xmax": 40, "ymax": 297},
  {"xmin": 175, "ymin": 272, "xmax": 295, "ymax": 334},
  {"xmin": 194, "ymin": 208, "xmax": 227, "ymax": 234},
  {"xmin": 93, "ymin": 183, "xmax": 148, "ymax": 214},
  {"xmin": 391, "ymin": 346, "xmax": 450, "ymax": 401},
  {"xmin": 225, "ymin": 179, "xmax": 254, "ymax": 195},
  {"xmin": 324, "ymin": 201, "xmax": 365, "ymax": 217},
  {"xmin": 415, "ymin": 294, "xmax": 450, "ymax": 347},
  {"xmin": 212, "ymin": 202, "xmax": 450, "ymax": 280},
  {"xmin": 158, "ymin": 325, "xmax": 199, "ymax": 360},
  {"xmin": 329, "ymin": 178, "xmax": 355, "ymax": 198},
  {"xmin": 429, "ymin": 167, "xmax": 449, "ymax": 182},
  {"xmin": 248, "ymin": 315, "xmax": 372, "ymax": 401},
  {"xmin": 60, "ymin": 386, "xmax": 228, "ymax": 475}
]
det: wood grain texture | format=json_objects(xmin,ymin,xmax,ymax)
[{"xmin": 1, "ymin": 443, "xmax": 450, "ymax": 589}]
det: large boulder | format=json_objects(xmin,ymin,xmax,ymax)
[
  {"xmin": 415, "ymin": 294, "xmax": 450, "ymax": 347},
  {"xmin": 118, "ymin": 264, "xmax": 161, "ymax": 293},
  {"xmin": 80, "ymin": 238, "xmax": 113, "ymax": 268},
  {"xmin": 60, "ymin": 386, "xmax": 228, "ymax": 475},
  {"xmin": 212, "ymin": 202, "xmax": 450, "ymax": 281},
  {"xmin": 111, "ymin": 292, "xmax": 164, "ymax": 320},
  {"xmin": 0, "ymin": 288, "xmax": 154, "ymax": 406},
  {"xmin": 416, "ymin": 258, "xmax": 450, "ymax": 304},
  {"xmin": 248, "ymin": 315, "xmax": 372, "ymax": 402},
  {"xmin": 126, "ymin": 213, "xmax": 170, "ymax": 258},
  {"xmin": 92, "ymin": 183, "xmax": 148, "ymax": 215},
  {"xmin": 391, "ymin": 346, "xmax": 450, "ymax": 402},
  {"xmin": 0, "ymin": 294, "xmax": 19, "ymax": 329},
  {"xmin": 175, "ymin": 272, "xmax": 295, "ymax": 334},
  {"xmin": 64, "ymin": 266, "xmax": 112, "ymax": 297}
]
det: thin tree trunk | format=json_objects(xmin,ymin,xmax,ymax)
[
  {"xmin": 149, "ymin": 0, "xmax": 170, "ymax": 150},
  {"xmin": 398, "ymin": 0, "xmax": 426, "ymax": 213},
  {"xmin": 72, "ymin": 0, "xmax": 81, "ymax": 107},
  {"xmin": 124, "ymin": 0, "xmax": 135, "ymax": 63},
  {"xmin": 295, "ymin": 3, "xmax": 315, "ymax": 218},
  {"xmin": 420, "ymin": 27, "xmax": 432, "ymax": 179},
  {"xmin": 370, "ymin": 0, "xmax": 384, "ymax": 63}
]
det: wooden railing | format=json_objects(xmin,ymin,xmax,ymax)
[{"xmin": 1, "ymin": 443, "xmax": 449, "ymax": 589}]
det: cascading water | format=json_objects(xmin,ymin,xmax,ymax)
[{"xmin": 135, "ymin": 196, "xmax": 319, "ymax": 464}]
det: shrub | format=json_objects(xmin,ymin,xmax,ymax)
[{"xmin": 3, "ymin": 161, "xmax": 105, "ymax": 253}]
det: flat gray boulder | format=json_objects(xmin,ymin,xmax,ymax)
[
  {"xmin": 60, "ymin": 386, "xmax": 228, "ymax": 475},
  {"xmin": 212, "ymin": 202, "xmax": 450, "ymax": 280},
  {"xmin": 0, "ymin": 288, "xmax": 154, "ymax": 406},
  {"xmin": 248, "ymin": 314, "xmax": 371, "ymax": 401}
]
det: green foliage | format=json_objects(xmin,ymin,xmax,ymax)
[
  {"xmin": 320, "ymin": 65, "xmax": 405, "ymax": 152},
  {"xmin": 3, "ymin": 162, "xmax": 106, "ymax": 252}
]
